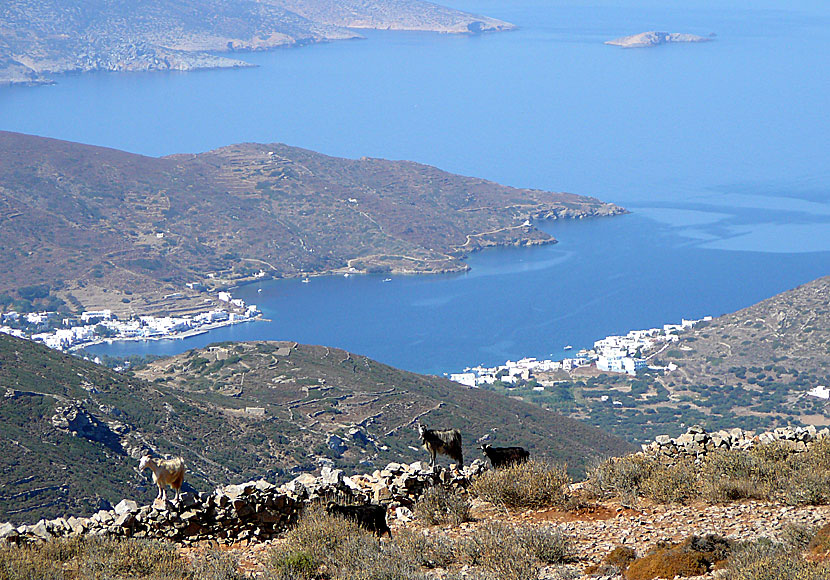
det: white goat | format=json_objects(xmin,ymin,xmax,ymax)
[{"xmin": 139, "ymin": 455, "xmax": 185, "ymax": 502}]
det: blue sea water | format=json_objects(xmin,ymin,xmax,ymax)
[{"xmin": 1, "ymin": 0, "xmax": 828, "ymax": 374}]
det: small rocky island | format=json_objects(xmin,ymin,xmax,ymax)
[{"xmin": 605, "ymin": 31, "xmax": 713, "ymax": 48}]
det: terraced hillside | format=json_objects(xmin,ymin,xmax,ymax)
[
  {"xmin": 0, "ymin": 334, "xmax": 634, "ymax": 523},
  {"xmin": 0, "ymin": 131, "xmax": 625, "ymax": 316}
]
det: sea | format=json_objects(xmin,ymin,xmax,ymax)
[{"xmin": 1, "ymin": 0, "xmax": 828, "ymax": 375}]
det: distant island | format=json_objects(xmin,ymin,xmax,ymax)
[
  {"xmin": 605, "ymin": 31, "xmax": 714, "ymax": 48},
  {"xmin": 0, "ymin": 0, "xmax": 515, "ymax": 86},
  {"xmin": 0, "ymin": 131, "xmax": 625, "ymax": 321}
]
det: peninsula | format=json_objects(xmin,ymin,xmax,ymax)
[
  {"xmin": 605, "ymin": 31, "xmax": 713, "ymax": 48},
  {"xmin": 0, "ymin": 0, "xmax": 515, "ymax": 86},
  {"xmin": 0, "ymin": 131, "xmax": 625, "ymax": 323}
]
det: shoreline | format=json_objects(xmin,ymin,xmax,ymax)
[{"xmin": 68, "ymin": 315, "xmax": 266, "ymax": 352}]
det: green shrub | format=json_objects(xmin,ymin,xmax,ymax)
[
  {"xmin": 414, "ymin": 486, "xmax": 472, "ymax": 526},
  {"xmin": 471, "ymin": 460, "xmax": 569, "ymax": 510}
]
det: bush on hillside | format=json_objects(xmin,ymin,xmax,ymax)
[
  {"xmin": 414, "ymin": 486, "xmax": 473, "ymax": 525},
  {"xmin": 457, "ymin": 521, "xmax": 570, "ymax": 580},
  {"xmin": 624, "ymin": 535, "xmax": 731, "ymax": 580},
  {"xmin": 589, "ymin": 454, "xmax": 656, "ymax": 503},
  {"xmin": 586, "ymin": 545, "xmax": 637, "ymax": 576},
  {"xmin": 471, "ymin": 460, "xmax": 570, "ymax": 509}
]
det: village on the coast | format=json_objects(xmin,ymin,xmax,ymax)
[
  {"xmin": 0, "ymin": 291, "xmax": 261, "ymax": 351},
  {"xmin": 448, "ymin": 316, "xmax": 714, "ymax": 387}
]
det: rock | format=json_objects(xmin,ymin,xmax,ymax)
[
  {"xmin": 327, "ymin": 434, "xmax": 347, "ymax": 456},
  {"xmin": 395, "ymin": 506, "xmax": 414, "ymax": 522},
  {"xmin": 224, "ymin": 482, "xmax": 256, "ymax": 500},
  {"xmin": 373, "ymin": 485, "xmax": 393, "ymax": 504},
  {"xmin": 30, "ymin": 520, "xmax": 52, "ymax": 541},
  {"xmin": 114, "ymin": 512, "xmax": 135, "ymax": 528},
  {"xmin": 320, "ymin": 467, "xmax": 344, "ymax": 486},
  {"xmin": 115, "ymin": 499, "xmax": 139, "ymax": 515},
  {"xmin": 0, "ymin": 522, "xmax": 16, "ymax": 541},
  {"xmin": 255, "ymin": 479, "xmax": 275, "ymax": 492}
]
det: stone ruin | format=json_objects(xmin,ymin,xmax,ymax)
[{"xmin": 0, "ymin": 460, "xmax": 486, "ymax": 546}]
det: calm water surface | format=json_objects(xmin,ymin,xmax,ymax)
[{"xmin": 1, "ymin": 0, "xmax": 828, "ymax": 373}]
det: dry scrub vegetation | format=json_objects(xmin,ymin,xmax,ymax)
[
  {"xmin": 589, "ymin": 526, "xmax": 830, "ymax": 580},
  {"xmin": 266, "ymin": 504, "xmax": 571, "ymax": 580},
  {"xmin": 590, "ymin": 439, "xmax": 830, "ymax": 506},
  {"xmin": 0, "ymin": 535, "xmax": 241, "ymax": 580},
  {"xmin": 470, "ymin": 460, "xmax": 570, "ymax": 510}
]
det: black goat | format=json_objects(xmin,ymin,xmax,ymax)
[
  {"xmin": 418, "ymin": 423, "xmax": 463, "ymax": 467},
  {"xmin": 480, "ymin": 444, "xmax": 529, "ymax": 468},
  {"xmin": 325, "ymin": 502, "xmax": 392, "ymax": 538}
]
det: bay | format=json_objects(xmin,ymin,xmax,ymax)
[{"xmin": 1, "ymin": 0, "xmax": 828, "ymax": 374}]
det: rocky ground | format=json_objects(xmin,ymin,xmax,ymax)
[{"xmin": 191, "ymin": 498, "xmax": 830, "ymax": 578}]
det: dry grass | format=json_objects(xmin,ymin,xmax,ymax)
[
  {"xmin": 590, "ymin": 439, "xmax": 830, "ymax": 506},
  {"xmin": 723, "ymin": 537, "xmax": 830, "ymax": 580},
  {"xmin": 266, "ymin": 504, "xmax": 570, "ymax": 580},
  {"xmin": 470, "ymin": 460, "xmax": 570, "ymax": 510},
  {"xmin": 0, "ymin": 536, "xmax": 240, "ymax": 580}
]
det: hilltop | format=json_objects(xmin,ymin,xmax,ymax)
[
  {"xmin": 0, "ymin": 333, "xmax": 634, "ymax": 523},
  {"xmin": 0, "ymin": 0, "xmax": 514, "ymax": 85},
  {"xmin": 478, "ymin": 276, "xmax": 830, "ymax": 444},
  {"xmin": 0, "ymin": 131, "xmax": 625, "ymax": 317}
]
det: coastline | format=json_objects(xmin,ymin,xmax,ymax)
[{"xmin": 68, "ymin": 315, "xmax": 266, "ymax": 353}]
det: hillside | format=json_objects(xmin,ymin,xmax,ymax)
[
  {"xmin": 0, "ymin": 0, "xmax": 514, "ymax": 85},
  {"xmin": 0, "ymin": 131, "xmax": 625, "ymax": 316},
  {"xmin": 0, "ymin": 333, "xmax": 634, "ymax": 523},
  {"xmin": 490, "ymin": 276, "xmax": 830, "ymax": 444}
]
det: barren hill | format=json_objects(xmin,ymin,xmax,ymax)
[
  {"xmin": 0, "ymin": 0, "xmax": 514, "ymax": 85},
  {"xmin": 0, "ymin": 333, "xmax": 634, "ymax": 523},
  {"xmin": 0, "ymin": 131, "xmax": 625, "ymax": 316}
]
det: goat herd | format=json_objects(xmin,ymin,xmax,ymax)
[{"xmin": 138, "ymin": 423, "xmax": 531, "ymax": 538}]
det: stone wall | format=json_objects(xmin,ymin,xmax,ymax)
[
  {"xmin": 0, "ymin": 460, "xmax": 485, "ymax": 546},
  {"xmin": 641, "ymin": 424, "xmax": 829, "ymax": 460}
]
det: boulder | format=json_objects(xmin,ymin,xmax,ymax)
[{"xmin": 115, "ymin": 499, "xmax": 139, "ymax": 515}]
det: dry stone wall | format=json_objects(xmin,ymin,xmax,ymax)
[
  {"xmin": 641, "ymin": 424, "xmax": 829, "ymax": 460},
  {"xmin": 0, "ymin": 460, "xmax": 485, "ymax": 546}
]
